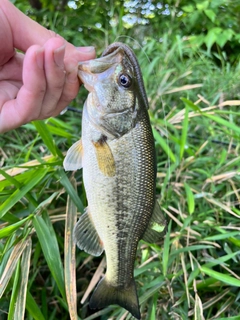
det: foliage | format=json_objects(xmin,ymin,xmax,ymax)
[{"xmin": 1, "ymin": 0, "xmax": 240, "ymax": 319}]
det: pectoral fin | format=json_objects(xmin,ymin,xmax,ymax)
[
  {"xmin": 92, "ymin": 137, "xmax": 116, "ymax": 177},
  {"xmin": 142, "ymin": 200, "xmax": 167, "ymax": 243},
  {"xmin": 73, "ymin": 208, "xmax": 104, "ymax": 257},
  {"xmin": 63, "ymin": 139, "xmax": 83, "ymax": 171}
]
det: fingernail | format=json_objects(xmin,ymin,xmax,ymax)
[
  {"xmin": 35, "ymin": 48, "xmax": 44, "ymax": 69},
  {"xmin": 76, "ymin": 46, "xmax": 95, "ymax": 53},
  {"xmin": 54, "ymin": 44, "xmax": 66, "ymax": 68}
]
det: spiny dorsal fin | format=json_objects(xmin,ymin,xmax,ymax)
[
  {"xmin": 73, "ymin": 208, "xmax": 104, "ymax": 257},
  {"xmin": 92, "ymin": 135, "xmax": 116, "ymax": 177},
  {"xmin": 142, "ymin": 200, "xmax": 167, "ymax": 243},
  {"xmin": 63, "ymin": 139, "xmax": 83, "ymax": 171}
]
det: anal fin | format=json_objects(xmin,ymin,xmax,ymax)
[
  {"xmin": 142, "ymin": 200, "xmax": 167, "ymax": 243},
  {"xmin": 73, "ymin": 208, "xmax": 104, "ymax": 256}
]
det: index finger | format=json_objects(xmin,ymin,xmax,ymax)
[{"xmin": 0, "ymin": 0, "xmax": 95, "ymax": 60}]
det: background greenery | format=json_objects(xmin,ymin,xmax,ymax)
[{"xmin": 1, "ymin": 0, "xmax": 240, "ymax": 319}]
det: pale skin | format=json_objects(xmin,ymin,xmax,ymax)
[{"xmin": 0, "ymin": 0, "xmax": 96, "ymax": 133}]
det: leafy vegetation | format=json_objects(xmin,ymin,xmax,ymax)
[{"xmin": 1, "ymin": 0, "xmax": 240, "ymax": 319}]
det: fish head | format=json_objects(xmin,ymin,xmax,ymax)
[{"xmin": 78, "ymin": 43, "xmax": 148, "ymax": 138}]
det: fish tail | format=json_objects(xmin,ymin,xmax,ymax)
[{"xmin": 89, "ymin": 276, "xmax": 141, "ymax": 319}]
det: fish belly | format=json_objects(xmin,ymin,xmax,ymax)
[{"xmin": 82, "ymin": 112, "xmax": 155, "ymax": 287}]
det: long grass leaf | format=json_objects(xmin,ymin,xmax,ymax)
[
  {"xmin": 64, "ymin": 178, "xmax": 78, "ymax": 320},
  {"xmin": 32, "ymin": 120, "xmax": 59, "ymax": 156},
  {"xmin": 33, "ymin": 215, "xmax": 66, "ymax": 299},
  {"xmin": 0, "ymin": 240, "xmax": 27, "ymax": 298},
  {"xmin": 152, "ymin": 127, "xmax": 176, "ymax": 163},
  {"xmin": 200, "ymin": 266, "xmax": 240, "ymax": 287},
  {"xmin": 184, "ymin": 182, "xmax": 195, "ymax": 214},
  {"xmin": 0, "ymin": 215, "xmax": 33, "ymax": 239},
  {"xmin": 0, "ymin": 169, "xmax": 39, "ymax": 207},
  {"xmin": 14, "ymin": 239, "xmax": 32, "ymax": 320},
  {"xmin": 0, "ymin": 168, "xmax": 48, "ymax": 219},
  {"xmin": 204, "ymin": 114, "xmax": 240, "ymax": 136},
  {"xmin": 26, "ymin": 291, "xmax": 45, "ymax": 320},
  {"xmin": 162, "ymin": 220, "xmax": 171, "ymax": 276},
  {"xmin": 181, "ymin": 97, "xmax": 201, "ymax": 112},
  {"xmin": 180, "ymin": 103, "xmax": 189, "ymax": 160},
  {"xmin": 58, "ymin": 168, "xmax": 84, "ymax": 213},
  {"xmin": 194, "ymin": 293, "xmax": 205, "ymax": 320},
  {"xmin": 8, "ymin": 260, "xmax": 21, "ymax": 320}
]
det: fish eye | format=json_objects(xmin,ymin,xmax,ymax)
[{"xmin": 118, "ymin": 74, "xmax": 132, "ymax": 88}]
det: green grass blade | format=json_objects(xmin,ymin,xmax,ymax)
[
  {"xmin": 139, "ymin": 281, "xmax": 165, "ymax": 304},
  {"xmin": 0, "ymin": 168, "xmax": 48, "ymax": 219},
  {"xmin": 162, "ymin": 220, "xmax": 171, "ymax": 277},
  {"xmin": 8, "ymin": 260, "xmax": 21, "ymax": 320},
  {"xmin": 26, "ymin": 291, "xmax": 45, "ymax": 320},
  {"xmin": 33, "ymin": 215, "xmax": 66, "ymax": 299},
  {"xmin": 160, "ymin": 162, "xmax": 179, "ymax": 201},
  {"xmin": 217, "ymin": 317, "xmax": 240, "ymax": 320},
  {"xmin": 180, "ymin": 103, "xmax": 189, "ymax": 160},
  {"xmin": 204, "ymin": 114, "xmax": 240, "ymax": 136},
  {"xmin": 0, "ymin": 215, "xmax": 33, "ymax": 239},
  {"xmin": 200, "ymin": 266, "xmax": 240, "ymax": 287},
  {"xmin": 194, "ymin": 293, "xmax": 204, "ymax": 320},
  {"xmin": 184, "ymin": 182, "xmax": 195, "ymax": 214},
  {"xmin": 64, "ymin": 178, "xmax": 78, "ymax": 320},
  {"xmin": 14, "ymin": 239, "xmax": 32, "ymax": 320},
  {"xmin": 58, "ymin": 168, "xmax": 84, "ymax": 213},
  {"xmin": 0, "ymin": 240, "xmax": 27, "ymax": 298},
  {"xmin": 32, "ymin": 120, "xmax": 60, "ymax": 156},
  {"xmin": 204, "ymin": 231, "xmax": 240, "ymax": 241},
  {"xmin": 152, "ymin": 127, "xmax": 176, "ymax": 163},
  {"xmin": 0, "ymin": 169, "xmax": 39, "ymax": 207},
  {"xmin": 203, "ymin": 251, "xmax": 240, "ymax": 269},
  {"xmin": 180, "ymin": 97, "xmax": 201, "ymax": 112}
]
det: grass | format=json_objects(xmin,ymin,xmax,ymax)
[{"xmin": 0, "ymin": 37, "xmax": 240, "ymax": 320}]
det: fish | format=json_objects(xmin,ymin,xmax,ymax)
[{"xmin": 63, "ymin": 42, "xmax": 166, "ymax": 319}]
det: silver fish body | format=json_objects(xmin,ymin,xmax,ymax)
[{"xmin": 64, "ymin": 42, "xmax": 166, "ymax": 319}]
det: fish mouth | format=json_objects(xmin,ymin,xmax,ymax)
[
  {"xmin": 78, "ymin": 47, "xmax": 123, "ymax": 92},
  {"xmin": 78, "ymin": 47, "xmax": 123, "ymax": 74}
]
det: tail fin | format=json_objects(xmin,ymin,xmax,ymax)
[{"xmin": 89, "ymin": 276, "xmax": 141, "ymax": 319}]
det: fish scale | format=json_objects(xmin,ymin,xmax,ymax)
[{"xmin": 63, "ymin": 42, "xmax": 166, "ymax": 319}]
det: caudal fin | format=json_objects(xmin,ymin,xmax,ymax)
[{"xmin": 89, "ymin": 277, "xmax": 141, "ymax": 319}]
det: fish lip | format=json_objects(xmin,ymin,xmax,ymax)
[
  {"xmin": 78, "ymin": 47, "xmax": 123, "ymax": 74},
  {"xmin": 78, "ymin": 48, "xmax": 124, "ymax": 91}
]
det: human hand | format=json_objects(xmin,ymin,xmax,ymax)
[{"xmin": 0, "ymin": 0, "xmax": 95, "ymax": 133}]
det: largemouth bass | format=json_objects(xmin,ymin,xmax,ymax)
[{"xmin": 64, "ymin": 42, "xmax": 166, "ymax": 319}]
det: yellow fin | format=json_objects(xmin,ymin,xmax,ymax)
[
  {"xmin": 63, "ymin": 139, "xmax": 83, "ymax": 171},
  {"xmin": 92, "ymin": 136, "xmax": 116, "ymax": 177}
]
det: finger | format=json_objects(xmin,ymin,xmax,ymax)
[
  {"xmin": 0, "ymin": 52, "xmax": 24, "ymax": 82},
  {"xmin": 1, "ymin": 0, "xmax": 96, "ymax": 62},
  {"xmin": 0, "ymin": 2, "xmax": 15, "ymax": 65},
  {"xmin": 39, "ymin": 37, "xmax": 66, "ymax": 118},
  {"xmin": 51, "ymin": 57, "xmax": 80, "ymax": 117},
  {"xmin": 0, "ymin": 45, "xmax": 46, "ymax": 132}
]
